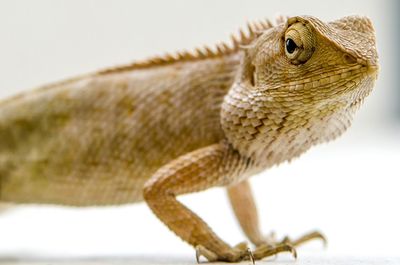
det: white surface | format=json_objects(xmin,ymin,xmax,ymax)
[
  {"xmin": 0, "ymin": 0, "xmax": 399, "ymax": 261},
  {"xmin": 0, "ymin": 255, "xmax": 399, "ymax": 265}
]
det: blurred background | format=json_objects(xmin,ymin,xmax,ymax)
[{"xmin": 0, "ymin": 0, "xmax": 398, "ymax": 262}]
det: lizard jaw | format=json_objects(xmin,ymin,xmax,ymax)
[{"xmin": 348, "ymin": 73, "xmax": 377, "ymax": 110}]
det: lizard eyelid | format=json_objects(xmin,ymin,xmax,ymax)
[{"xmin": 284, "ymin": 22, "xmax": 315, "ymax": 65}]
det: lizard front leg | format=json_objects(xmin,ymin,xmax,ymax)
[
  {"xmin": 143, "ymin": 141, "xmax": 294, "ymax": 262},
  {"xmin": 227, "ymin": 180, "xmax": 327, "ymax": 250}
]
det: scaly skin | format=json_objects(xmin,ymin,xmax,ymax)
[{"xmin": 0, "ymin": 15, "xmax": 378, "ymax": 262}]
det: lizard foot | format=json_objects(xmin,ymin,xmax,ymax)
[{"xmin": 195, "ymin": 241, "xmax": 295, "ymax": 263}]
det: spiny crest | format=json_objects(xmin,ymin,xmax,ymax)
[{"xmin": 97, "ymin": 17, "xmax": 287, "ymax": 75}]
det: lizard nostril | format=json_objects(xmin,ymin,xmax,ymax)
[{"xmin": 343, "ymin": 54, "xmax": 357, "ymax": 64}]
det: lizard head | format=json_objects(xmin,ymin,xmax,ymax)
[
  {"xmin": 249, "ymin": 15, "xmax": 378, "ymax": 106},
  {"xmin": 221, "ymin": 15, "xmax": 379, "ymax": 164}
]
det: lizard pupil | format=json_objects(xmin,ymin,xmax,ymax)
[{"xmin": 285, "ymin": 38, "xmax": 297, "ymax": 54}]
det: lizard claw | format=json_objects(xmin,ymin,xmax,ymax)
[
  {"xmin": 246, "ymin": 247, "xmax": 255, "ymax": 265},
  {"xmin": 195, "ymin": 245, "xmax": 218, "ymax": 263},
  {"xmin": 195, "ymin": 246, "xmax": 200, "ymax": 264},
  {"xmin": 290, "ymin": 245, "xmax": 298, "ymax": 259}
]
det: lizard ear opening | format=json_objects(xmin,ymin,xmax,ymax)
[
  {"xmin": 240, "ymin": 48, "xmax": 256, "ymax": 87},
  {"xmin": 248, "ymin": 63, "xmax": 256, "ymax": 86}
]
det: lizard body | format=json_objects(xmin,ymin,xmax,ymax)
[
  {"xmin": 0, "ymin": 54, "xmax": 240, "ymax": 205},
  {"xmin": 0, "ymin": 15, "xmax": 378, "ymax": 262}
]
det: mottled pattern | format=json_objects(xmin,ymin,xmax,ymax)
[{"xmin": 0, "ymin": 15, "xmax": 378, "ymax": 262}]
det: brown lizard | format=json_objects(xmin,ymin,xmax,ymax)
[{"xmin": 0, "ymin": 15, "xmax": 378, "ymax": 262}]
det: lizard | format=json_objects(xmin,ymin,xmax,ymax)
[{"xmin": 0, "ymin": 15, "xmax": 378, "ymax": 262}]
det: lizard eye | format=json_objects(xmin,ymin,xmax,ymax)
[
  {"xmin": 285, "ymin": 38, "xmax": 298, "ymax": 54},
  {"xmin": 284, "ymin": 22, "xmax": 315, "ymax": 65}
]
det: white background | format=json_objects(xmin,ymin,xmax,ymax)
[{"xmin": 0, "ymin": 0, "xmax": 399, "ymax": 261}]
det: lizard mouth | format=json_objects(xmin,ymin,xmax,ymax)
[{"xmin": 366, "ymin": 62, "xmax": 379, "ymax": 79}]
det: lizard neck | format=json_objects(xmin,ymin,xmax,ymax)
[{"xmin": 221, "ymin": 81, "xmax": 355, "ymax": 169}]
